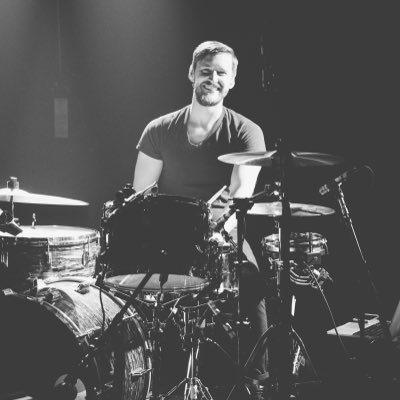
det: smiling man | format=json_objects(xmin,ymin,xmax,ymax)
[{"xmin": 133, "ymin": 41, "xmax": 269, "ymax": 399}]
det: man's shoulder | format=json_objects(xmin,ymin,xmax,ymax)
[
  {"xmin": 223, "ymin": 107, "xmax": 262, "ymax": 132},
  {"xmin": 146, "ymin": 105, "xmax": 189, "ymax": 131}
]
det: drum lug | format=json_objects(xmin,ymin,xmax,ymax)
[
  {"xmin": 130, "ymin": 367, "xmax": 152, "ymax": 381},
  {"xmin": 75, "ymin": 280, "xmax": 91, "ymax": 294},
  {"xmin": 37, "ymin": 287, "xmax": 63, "ymax": 303},
  {"xmin": 1, "ymin": 287, "xmax": 15, "ymax": 296}
]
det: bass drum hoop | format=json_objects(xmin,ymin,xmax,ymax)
[{"xmin": 0, "ymin": 276, "xmax": 152, "ymax": 400}]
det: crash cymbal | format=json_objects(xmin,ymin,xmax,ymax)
[
  {"xmin": 0, "ymin": 188, "xmax": 89, "ymax": 206},
  {"xmin": 218, "ymin": 151, "xmax": 343, "ymax": 167},
  {"xmin": 248, "ymin": 201, "xmax": 335, "ymax": 217}
]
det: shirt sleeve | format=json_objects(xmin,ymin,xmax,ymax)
[
  {"xmin": 136, "ymin": 120, "xmax": 163, "ymax": 160},
  {"xmin": 240, "ymin": 120, "xmax": 267, "ymax": 152}
]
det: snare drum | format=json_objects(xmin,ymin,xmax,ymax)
[
  {"xmin": 262, "ymin": 232, "xmax": 328, "ymax": 267},
  {"xmin": 0, "ymin": 225, "xmax": 100, "ymax": 287},
  {"xmin": 0, "ymin": 276, "xmax": 151, "ymax": 399},
  {"xmin": 103, "ymin": 194, "xmax": 211, "ymax": 275}
]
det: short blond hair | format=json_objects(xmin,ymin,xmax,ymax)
[{"xmin": 190, "ymin": 41, "xmax": 238, "ymax": 76}]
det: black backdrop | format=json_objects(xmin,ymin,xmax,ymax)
[{"xmin": 0, "ymin": 1, "xmax": 399, "ymax": 326}]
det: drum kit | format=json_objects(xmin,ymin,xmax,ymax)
[{"xmin": 1, "ymin": 145, "xmax": 372, "ymax": 400}]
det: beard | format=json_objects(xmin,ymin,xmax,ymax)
[{"xmin": 194, "ymin": 84, "xmax": 227, "ymax": 107}]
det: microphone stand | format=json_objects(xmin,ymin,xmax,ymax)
[{"xmin": 330, "ymin": 183, "xmax": 393, "ymax": 345}]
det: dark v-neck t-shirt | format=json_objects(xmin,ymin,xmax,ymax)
[{"xmin": 136, "ymin": 105, "xmax": 266, "ymax": 201}]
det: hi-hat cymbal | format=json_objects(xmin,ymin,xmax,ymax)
[
  {"xmin": 0, "ymin": 188, "xmax": 89, "ymax": 206},
  {"xmin": 218, "ymin": 151, "xmax": 343, "ymax": 167},
  {"xmin": 248, "ymin": 202, "xmax": 335, "ymax": 217}
]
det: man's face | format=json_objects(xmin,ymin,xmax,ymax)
[{"xmin": 190, "ymin": 53, "xmax": 236, "ymax": 107}]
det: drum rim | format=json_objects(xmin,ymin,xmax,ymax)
[
  {"xmin": 140, "ymin": 193, "xmax": 207, "ymax": 208},
  {"xmin": 104, "ymin": 273, "xmax": 208, "ymax": 293},
  {"xmin": 0, "ymin": 225, "xmax": 100, "ymax": 243}
]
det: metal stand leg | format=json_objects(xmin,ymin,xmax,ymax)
[{"xmin": 161, "ymin": 338, "xmax": 214, "ymax": 400}]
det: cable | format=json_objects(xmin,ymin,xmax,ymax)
[{"xmin": 303, "ymin": 262, "xmax": 352, "ymax": 360}]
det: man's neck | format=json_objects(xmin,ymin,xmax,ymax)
[{"xmin": 189, "ymin": 99, "xmax": 224, "ymax": 130}]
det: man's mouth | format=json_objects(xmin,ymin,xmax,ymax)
[{"xmin": 203, "ymin": 84, "xmax": 220, "ymax": 92}]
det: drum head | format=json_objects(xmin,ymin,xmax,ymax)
[
  {"xmin": 0, "ymin": 225, "xmax": 99, "ymax": 243},
  {"xmin": 105, "ymin": 273, "xmax": 207, "ymax": 293},
  {"xmin": 0, "ymin": 293, "xmax": 81, "ymax": 398}
]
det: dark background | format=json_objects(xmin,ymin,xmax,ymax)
[{"xmin": 0, "ymin": 0, "xmax": 398, "ymax": 337}]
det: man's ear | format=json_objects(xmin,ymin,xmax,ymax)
[
  {"xmin": 188, "ymin": 65, "xmax": 194, "ymax": 83},
  {"xmin": 229, "ymin": 76, "xmax": 236, "ymax": 89}
]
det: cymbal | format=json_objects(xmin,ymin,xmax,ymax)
[
  {"xmin": 218, "ymin": 151, "xmax": 343, "ymax": 167},
  {"xmin": 248, "ymin": 202, "xmax": 335, "ymax": 217},
  {"xmin": 0, "ymin": 188, "xmax": 89, "ymax": 206}
]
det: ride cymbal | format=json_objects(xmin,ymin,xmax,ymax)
[
  {"xmin": 218, "ymin": 151, "xmax": 344, "ymax": 167},
  {"xmin": 248, "ymin": 202, "xmax": 335, "ymax": 217},
  {"xmin": 0, "ymin": 188, "xmax": 89, "ymax": 206}
]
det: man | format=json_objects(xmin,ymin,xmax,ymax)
[{"xmin": 133, "ymin": 41, "xmax": 268, "ymax": 399}]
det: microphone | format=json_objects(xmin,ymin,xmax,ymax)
[{"xmin": 319, "ymin": 166, "xmax": 361, "ymax": 196}]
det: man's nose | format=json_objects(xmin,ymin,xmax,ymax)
[{"xmin": 210, "ymin": 71, "xmax": 218, "ymax": 82}]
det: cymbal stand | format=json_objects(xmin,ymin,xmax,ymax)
[
  {"xmin": 271, "ymin": 139, "xmax": 296, "ymax": 399},
  {"xmin": 222, "ymin": 197, "xmax": 259, "ymax": 400},
  {"xmin": 242, "ymin": 138, "xmax": 317, "ymax": 399},
  {"xmin": 330, "ymin": 183, "xmax": 393, "ymax": 344},
  {"xmin": 0, "ymin": 177, "xmax": 23, "ymax": 236}
]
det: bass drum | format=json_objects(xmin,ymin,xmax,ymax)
[{"xmin": 0, "ymin": 277, "xmax": 151, "ymax": 400}]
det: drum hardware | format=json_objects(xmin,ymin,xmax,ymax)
[
  {"xmin": 0, "ymin": 276, "xmax": 152, "ymax": 400},
  {"xmin": 49, "ymin": 271, "xmax": 154, "ymax": 399},
  {"xmin": 0, "ymin": 206, "xmax": 22, "ymax": 235},
  {"xmin": 218, "ymin": 141, "xmax": 343, "ymax": 399},
  {"xmin": 104, "ymin": 181, "xmax": 158, "ymax": 222},
  {"xmin": 159, "ymin": 298, "xmax": 233, "ymax": 400},
  {"xmin": 321, "ymin": 170, "xmax": 395, "ymax": 351},
  {"xmin": 0, "ymin": 176, "xmax": 89, "ymax": 206}
]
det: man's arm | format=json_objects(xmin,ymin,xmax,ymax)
[
  {"xmin": 223, "ymin": 164, "xmax": 261, "ymax": 233},
  {"xmin": 229, "ymin": 165, "xmax": 261, "ymax": 198},
  {"xmin": 133, "ymin": 151, "xmax": 163, "ymax": 192}
]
